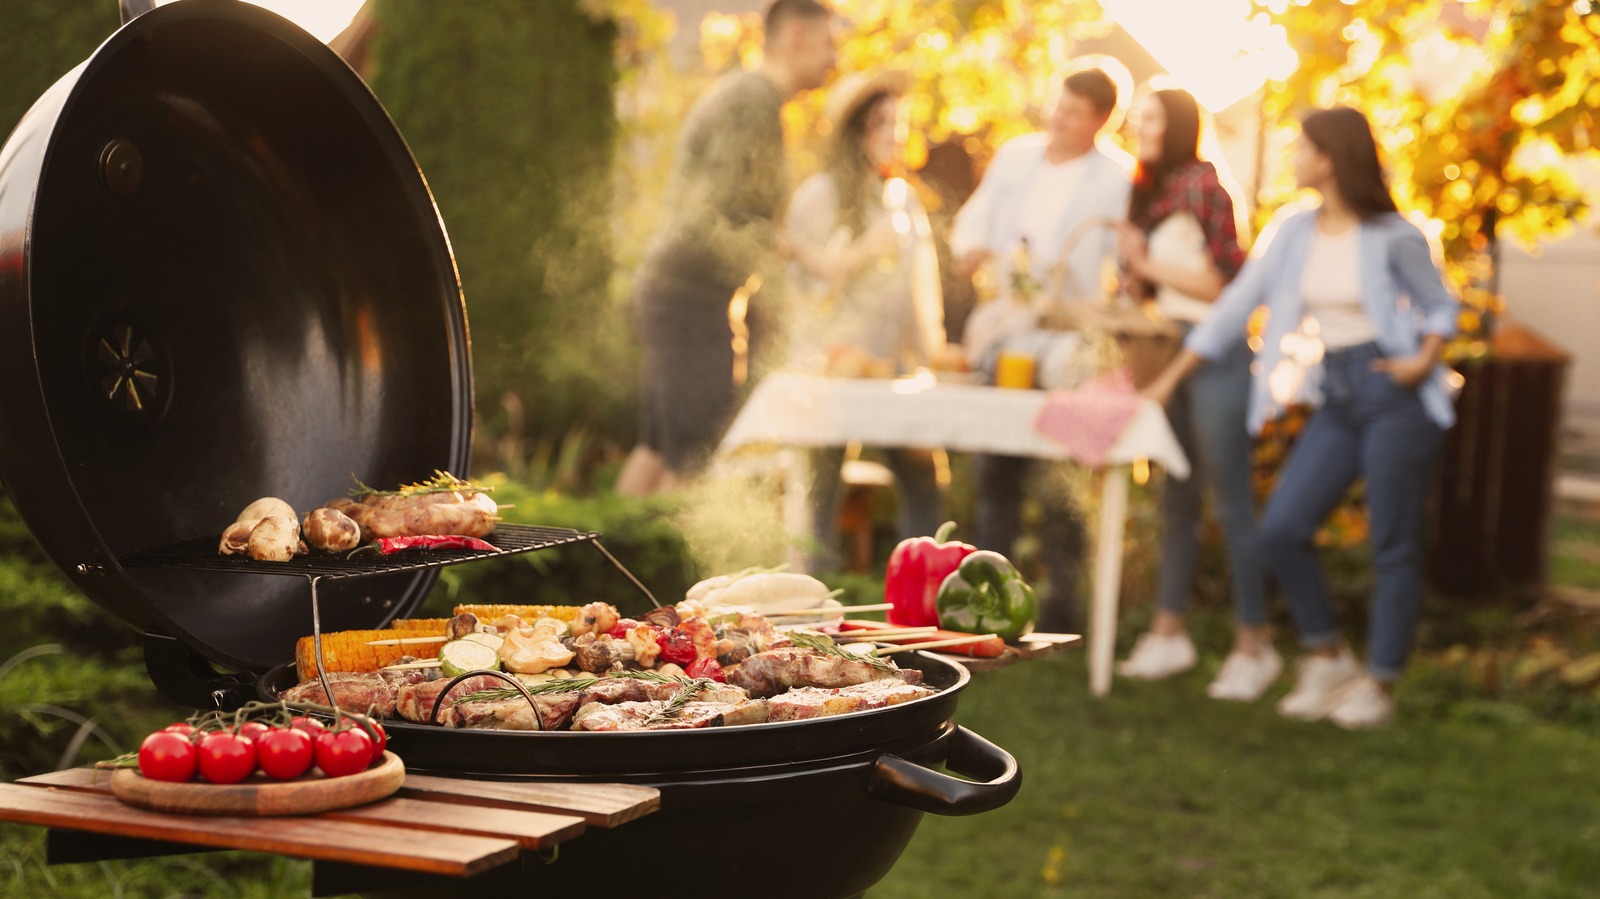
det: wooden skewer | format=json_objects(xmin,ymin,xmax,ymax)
[
  {"xmin": 834, "ymin": 627, "xmax": 938, "ymax": 642},
  {"xmin": 381, "ymin": 659, "xmax": 442, "ymax": 670},
  {"xmin": 764, "ymin": 603, "xmax": 893, "ymax": 617},
  {"xmin": 366, "ymin": 635, "xmax": 450, "ymax": 646},
  {"xmin": 873, "ymin": 633, "xmax": 999, "ymax": 655}
]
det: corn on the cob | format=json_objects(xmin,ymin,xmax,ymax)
[
  {"xmin": 389, "ymin": 618, "xmax": 451, "ymax": 632},
  {"xmin": 451, "ymin": 604, "xmax": 583, "ymax": 624},
  {"xmin": 294, "ymin": 626, "xmax": 447, "ymax": 681}
]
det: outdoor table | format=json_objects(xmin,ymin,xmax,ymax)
[
  {"xmin": 0, "ymin": 766, "xmax": 659, "ymax": 896},
  {"xmin": 716, "ymin": 372, "xmax": 1191, "ymax": 696}
]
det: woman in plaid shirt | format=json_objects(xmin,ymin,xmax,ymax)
[{"xmin": 1112, "ymin": 88, "xmax": 1276, "ymax": 702}]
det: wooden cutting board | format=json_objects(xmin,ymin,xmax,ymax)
[{"xmin": 110, "ymin": 751, "xmax": 404, "ymax": 816}]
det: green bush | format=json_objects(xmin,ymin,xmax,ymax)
[{"xmin": 368, "ymin": 1, "xmax": 630, "ymax": 462}]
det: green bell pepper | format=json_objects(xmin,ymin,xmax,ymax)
[{"xmin": 935, "ymin": 551, "xmax": 1038, "ymax": 644}]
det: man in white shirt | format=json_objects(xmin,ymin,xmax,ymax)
[{"xmin": 949, "ymin": 67, "xmax": 1132, "ymax": 631}]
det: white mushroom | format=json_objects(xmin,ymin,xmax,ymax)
[
  {"xmin": 302, "ymin": 507, "xmax": 361, "ymax": 552},
  {"xmin": 247, "ymin": 516, "xmax": 303, "ymax": 562}
]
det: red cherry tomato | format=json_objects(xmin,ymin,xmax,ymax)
[
  {"xmin": 354, "ymin": 719, "xmax": 387, "ymax": 766},
  {"xmin": 162, "ymin": 722, "xmax": 196, "ymax": 737},
  {"xmin": 685, "ymin": 657, "xmax": 726, "ymax": 682},
  {"xmin": 656, "ymin": 627, "xmax": 698, "ymax": 667},
  {"xmin": 314, "ymin": 727, "xmax": 373, "ymax": 778},
  {"xmin": 255, "ymin": 726, "xmax": 315, "ymax": 780},
  {"xmin": 289, "ymin": 715, "xmax": 328, "ymax": 737},
  {"xmin": 607, "ymin": 618, "xmax": 640, "ymax": 639},
  {"xmin": 238, "ymin": 721, "xmax": 272, "ymax": 742},
  {"xmin": 138, "ymin": 731, "xmax": 197, "ymax": 782},
  {"xmin": 196, "ymin": 732, "xmax": 256, "ymax": 784}
]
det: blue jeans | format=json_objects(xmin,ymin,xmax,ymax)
[
  {"xmin": 1258, "ymin": 343, "xmax": 1444, "ymax": 681},
  {"xmin": 1156, "ymin": 337, "xmax": 1267, "ymax": 626}
]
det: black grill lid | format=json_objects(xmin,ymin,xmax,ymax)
[{"xmin": 0, "ymin": 0, "xmax": 472, "ymax": 671}]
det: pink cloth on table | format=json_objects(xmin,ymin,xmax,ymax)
[{"xmin": 1032, "ymin": 369, "xmax": 1141, "ymax": 466}]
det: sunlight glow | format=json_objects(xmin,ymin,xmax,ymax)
[
  {"xmin": 153, "ymin": 0, "xmax": 365, "ymax": 44},
  {"xmin": 1100, "ymin": 0, "xmax": 1299, "ymax": 111}
]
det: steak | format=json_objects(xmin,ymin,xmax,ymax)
[
  {"xmin": 279, "ymin": 668, "xmax": 436, "ymax": 718},
  {"xmin": 570, "ymin": 698, "xmax": 770, "ymax": 732},
  {"xmin": 725, "ymin": 647, "xmax": 923, "ymax": 697},
  {"xmin": 767, "ymin": 679, "xmax": 934, "ymax": 722}
]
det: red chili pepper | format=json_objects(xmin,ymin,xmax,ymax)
[
  {"xmin": 372, "ymin": 535, "xmax": 500, "ymax": 554},
  {"xmin": 884, "ymin": 521, "xmax": 976, "ymax": 627}
]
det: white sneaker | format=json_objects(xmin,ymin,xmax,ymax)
[
  {"xmin": 1328, "ymin": 677, "xmax": 1394, "ymax": 730},
  {"xmin": 1276, "ymin": 648, "xmax": 1364, "ymax": 721},
  {"xmin": 1116, "ymin": 632, "xmax": 1198, "ymax": 680},
  {"xmin": 1206, "ymin": 646, "xmax": 1284, "ymax": 702}
]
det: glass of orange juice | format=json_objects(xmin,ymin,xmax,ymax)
[{"xmin": 995, "ymin": 350, "xmax": 1036, "ymax": 389}]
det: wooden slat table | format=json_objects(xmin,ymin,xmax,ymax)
[{"xmin": 2, "ymin": 766, "xmax": 659, "ymax": 891}]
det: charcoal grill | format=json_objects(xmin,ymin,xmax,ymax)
[{"xmin": 0, "ymin": 2, "xmax": 1022, "ymax": 896}]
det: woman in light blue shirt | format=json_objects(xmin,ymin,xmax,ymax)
[{"xmin": 1144, "ymin": 106, "xmax": 1459, "ymax": 729}]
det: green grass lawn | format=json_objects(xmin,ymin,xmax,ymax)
[{"xmin": 872, "ymin": 649, "xmax": 1599, "ymax": 899}]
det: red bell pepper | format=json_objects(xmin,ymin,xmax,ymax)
[{"xmin": 884, "ymin": 521, "xmax": 976, "ymax": 627}]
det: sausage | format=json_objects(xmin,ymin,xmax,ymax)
[{"xmin": 322, "ymin": 490, "xmax": 499, "ymax": 542}]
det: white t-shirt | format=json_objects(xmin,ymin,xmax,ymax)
[
  {"xmin": 1301, "ymin": 228, "xmax": 1377, "ymax": 349},
  {"xmin": 1012, "ymin": 156, "xmax": 1089, "ymax": 266}
]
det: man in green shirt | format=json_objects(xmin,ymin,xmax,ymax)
[{"xmin": 619, "ymin": 0, "xmax": 837, "ymax": 495}]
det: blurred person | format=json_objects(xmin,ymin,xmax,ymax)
[
  {"xmin": 1142, "ymin": 106, "xmax": 1459, "ymax": 728},
  {"xmin": 1110, "ymin": 87, "xmax": 1276, "ymax": 700},
  {"xmin": 947, "ymin": 67, "xmax": 1133, "ymax": 631},
  {"xmin": 617, "ymin": 0, "xmax": 837, "ymax": 496},
  {"xmin": 780, "ymin": 70, "xmax": 946, "ymax": 569}
]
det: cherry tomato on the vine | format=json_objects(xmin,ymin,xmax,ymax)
[
  {"xmin": 162, "ymin": 722, "xmax": 196, "ymax": 736},
  {"xmin": 289, "ymin": 715, "xmax": 328, "ymax": 737},
  {"xmin": 195, "ymin": 732, "xmax": 256, "ymax": 784},
  {"xmin": 314, "ymin": 727, "xmax": 373, "ymax": 778},
  {"xmin": 138, "ymin": 731, "xmax": 197, "ymax": 782},
  {"xmin": 352, "ymin": 719, "xmax": 387, "ymax": 766},
  {"xmin": 238, "ymin": 721, "xmax": 272, "ymax": 743},
  {"xmin": 255, "ymin": 726, "xmax": 315, "ymax": 780}
]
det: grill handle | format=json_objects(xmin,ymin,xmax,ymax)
[
  {"xmin": 866, "ymin": 725, "xmax": 1021, "ymax": 816},
  {"xmin": 120, "ymin": 0, "xmax": 155, "ymax": 26}
]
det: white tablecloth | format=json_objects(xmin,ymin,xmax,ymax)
[
  {"xmin": 718, "ymin": 373, "xmax": 1190, "ymax": 479},
  {"xmin": 716, "ymin": 372, "xmax": 1192, "ymax": 697}
]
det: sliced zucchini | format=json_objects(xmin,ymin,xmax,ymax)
[
  {"xmin": 460, "ymin": 631, "xmax": 506, "ymax": 653},
  {"xmin": 439, "ymin": 638, "xmax": 501, "ymax": 678}
]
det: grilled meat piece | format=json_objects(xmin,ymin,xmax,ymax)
[
  {"xmin": 580, "ymin": 677, "xmax": 750, "ymax": 707},
  {"xmin": 572, "ymin": 633, "xmax": 635, "ymax": 672},
  {"xmin": 394, "ymin": 674, "xmax": 506, "ymax": 723},
  {"xmin": 570, "ymin": 698, "xmax": 769, "ymax": 731},
  {"xmin": 724, "ymin": 647, "xmax": 922, "ymax": 697},
  {"xmin": 442, "ymin": 690, "xmax": 585, "ymax": 731},
  {"xmin": 279, "ymin": 668, "xmax": 435, "ymax": 717},
  {"xmin": 767, "ymin": 679, "xmax": 934, "ymax": 722},
  {"xmin": 324, "ymin": 490, "xmax": 498, "ymax": 542}
]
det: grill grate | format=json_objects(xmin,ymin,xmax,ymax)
[{"xmin": 119, "ymin": 523, "xmax": 599, "ymax": 581}]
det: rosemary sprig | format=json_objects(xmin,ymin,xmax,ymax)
[
  {"xmin": 786, "ymin": 630, "xmax": 896, "ymax": 672},
  {"xmin": 642, "ymin": 678, "xmax": 714, "ymax": 726},
  {"xmin": 349, "ymin": 469, "xmax": 492, "ymax": 499},
  {"xmin": 456, "ymin": 677, "xmax": 600, "ymax": 703},
  {"xmin": 453, "ymin": 669, "xmax": 700, "ymax": 704}
]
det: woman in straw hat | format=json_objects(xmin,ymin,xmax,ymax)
[{"xmin": 780, "ymin": 69, "xmax": 946, "ymax": 570}]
